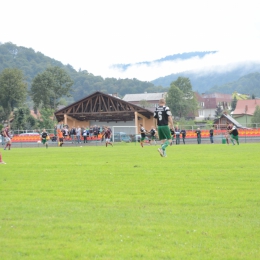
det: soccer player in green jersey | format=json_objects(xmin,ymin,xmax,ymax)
[{"xmin": 154, "ymin": 98, "xmax": 174, "ymax": 157}]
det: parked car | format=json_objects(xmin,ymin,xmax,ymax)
[{"xmin": 112, "ymin": 132, "xmax": 132, "ymax": 142}]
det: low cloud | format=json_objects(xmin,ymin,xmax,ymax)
[{"xmin": 101, "ymin": 49, "xmax": 260, "ymax": 82}]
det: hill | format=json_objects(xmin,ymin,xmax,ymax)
[
  {"xmin": 151, "ymin": 65, "xmax": 260, "ymax": 94},
  {"xmin": 0, "ymin": 42, "xmax": 164, "ymax": 103},
  {"xmin": 208, "ymin": 72, "xmax": 260, "ymax": 97}
]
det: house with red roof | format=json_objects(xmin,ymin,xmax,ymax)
[{"xmin": 232, "ymin": 99, "xmax": 260, "ymax": 126}]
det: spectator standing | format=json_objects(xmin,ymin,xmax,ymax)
[
  {"xmin": 70, "ymin": 127, "xmax": 76, "ymax": 143},
  {"xmin": 82, "ymin": 128, "xmax": 88, "ymax": 143},
  {"xmin": 181, "ymin": 129, "xmax": 186, "ymax": 144},
  {"xmin": 195, "ymin": 128, "xmax": 201, "ymax": 144},
  {"xmin": 175, "ymin": 127, "xmax": 180, "ymax": 145},
  {"xmin": 209, "ymin": 127, "xmax": 214, "ymax": 143},
  {"xmin": 76, "ymin": 126, "xmax": 81, "ymax": 143}
]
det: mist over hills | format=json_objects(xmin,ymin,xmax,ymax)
[
  {"xmin": 112, "ymin": 51, "xmax": 217, "ymax": 71},
  {"xmin": 1, "ymin": 42, "xmax": 260, "ymax": 99},
  {"xmin": 151, "ymin": 64, "xmax": 260, "ymax": 94}
]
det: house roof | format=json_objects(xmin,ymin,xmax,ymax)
[
  {"xmin": 202, "ymin": 93, "xmax": 232, "ymax": 99},
  {"xmin": 223, "ymin": 114, "xmax": 245, "ymax": 128},
  {"xmin": 123, "ymin": 92, "xmax": 166, "ymax": 102},
  {"xmin": 214, "ymin": 113, "xmax": 245, "ymax": 128},
  {"xmin": 232, "ymin": 99, "xmax": 260, "ymax": 116}
]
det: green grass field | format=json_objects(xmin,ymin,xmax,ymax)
[{"xmin": 1, "ymin": 143, "xmax": 260, "ymax": 260}]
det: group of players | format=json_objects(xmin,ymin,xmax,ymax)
[{"xmin": 1, "ymin": 99, "xmax": 240, "ymax": 154}]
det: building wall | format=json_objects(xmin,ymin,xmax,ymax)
[{"xmin": 232, "ymin": 115, "xmax": 252, "ymax": 126}]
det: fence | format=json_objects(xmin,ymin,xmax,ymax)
[{"xmin": 3, "ymin": 125, "xmax": 260, "ymax": 144}]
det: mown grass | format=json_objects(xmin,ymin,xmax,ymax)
[{"xmin": 0, "ymin": 143, "xmax": 260, "ymax": 259}]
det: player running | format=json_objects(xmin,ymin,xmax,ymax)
[
  {"xmin": 3, "ymin": 126, "xmax": 12, "ymax": 150},
  {"xmin": 154, "ymin": 98, "xmax": 174, "ymax": 157},
  {"xmin": 41, "ymin": 129, "xmax": 49, "ymax": 148},
  {"xmin": 149, "ymin": 126, "xmax": 157, "ymax": 145},
  {"xmin": 102, "ymin": 127, "xmax": 113, "ymax": 147},
  {"xmin": 139, "ymin": 124, "xmax": 147, "ymax": 148}
]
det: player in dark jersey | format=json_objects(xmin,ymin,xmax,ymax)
[
  {"xmin": 149, "ymin": 126, "xmax": 157, "ymax": 145},
  {"xmin": 41, "ymin": 129, "xmax": 49, "ymax": 148},
  {"xmin": 229, "ymin": 123, "xmax": 239, "ymax": 145},
  {"xmin": 154, "ymin": 98, "xmax": 174, "ymax": 157},
  {"xmin": 102, "ymin": 127, "xmax": 113, "ymax": 147},
  {"xmin": 139, "ymin": 124, "xmax": 146, "ymax": 148}
]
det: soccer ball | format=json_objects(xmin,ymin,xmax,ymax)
[{"xmin": 37, "ymin": 140, "xmax": 41, "ymax": 144}]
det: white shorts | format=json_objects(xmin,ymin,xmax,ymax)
[
  {"xmin": 5, "ymin": 137, "xmax": 11, "ymax": 142},
  {"xmin": 105, "ymin": 138, "xmax": 111, "ymax": 142}
]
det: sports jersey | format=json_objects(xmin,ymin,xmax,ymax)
[
  {"xmin": 103, "ymin": 129, "xmax": 112, "ymax": 139},
  {"xmin": 41, "ymin": 131, "xmax": 48, "ymax": 139},
  {"xmin": 154, "ymin": 106, "xmax": 172, "ymax": 126},
  {"xmin": 230, "ymin": 126, "xmax": 238, "ymax": 136},
  {"xmin": 150, "ymin": 128, "xmax": 156, "ymax": 136},
  {"xmin": 140, "ymin": 126, "xmax": 146, "ymax": 137}
]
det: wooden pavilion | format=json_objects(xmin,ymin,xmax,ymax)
[{"xmin": 54, "ymin": 91, "xmax": 155, "ymax": 133}]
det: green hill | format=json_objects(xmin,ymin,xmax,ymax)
[{"xmin": 0, "ymin": 42, "xmax": 164, "ymax": 103}]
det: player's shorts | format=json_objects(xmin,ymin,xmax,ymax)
[
  {"xmin": 5, "ymin": 137, "xmax": 11, "ymax": 142},
  {"xmin": 42, "ymin": 138, "xmax": 47, "ymax": 144},
  {"xmin": 158, "ymin": 125, "xmax": 171, "ymax": 140},
  {"xmin": 105, "ymin": 138, "xmax": 111, "ymax": 142},
  {"xmin": 230, "ymin": 134, "xmax": 239, "ymax": 141},
  {"xmin": 140, "ymin": 135, "xmax": 146, "ymax": 141}
]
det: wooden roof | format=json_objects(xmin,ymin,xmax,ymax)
[{"xmin": 54, "ymin": 91, "xmax": 153, "ymax": 122}]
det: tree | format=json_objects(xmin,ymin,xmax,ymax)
[
  {"xmin": 215, "ymin": 104, "xmax": 223, "ymax": 118},
  {"xmin": 37, "ymin": 108, "xmax": 56, "ymax": 130},
  {"xmin": 231, "ymin": 96, "xmax": 237, "ymax": 111},
  {"xmin": 0, "ymin": 68, "xmax": 27, "ymax": 121},
  {"xmin": 251, "ymin": 106, "xmax": 260, "ymax": 126},
  {"xmin": 12, "ymin": 106, "xmax": 37, "ymax": 130},
  {"xmin": 30, "ymin": 66, "xmax": 73, "ymax": 110},
  {"xmin": 166, "ymin": 77, "xmax": 198, "ymax": 118}
]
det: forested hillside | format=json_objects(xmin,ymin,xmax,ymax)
[
  {"xmin": 0, "ymin": 42, "xmax": 164, "ymax": 103},
  {"xmin": 208, "ymin": 72, "xmax": 260, "ymax": 97},
  {"xmin": 152, "ymin": 65, "xmax": 260, "ymax": 95},
  {"xmin": 1, "ymin": 42, "xmax": 260, "ymax": 101}
]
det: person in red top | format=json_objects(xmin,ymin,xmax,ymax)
[
  {"xmin": 102, "ymin": 127, "xmax": 113, "ymax": 147},
  {"xmin": 3, "ymin": 126, "xmax": 12, "ymax": 150}
]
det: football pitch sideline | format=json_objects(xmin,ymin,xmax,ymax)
[{"xmin": 0, "ymin": 143, "xmax": 260, "ymax": 259}]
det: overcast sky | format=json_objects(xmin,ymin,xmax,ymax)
[{"xmin": 1, "ymin": 0, "xmax": 260, "ymax": 81}]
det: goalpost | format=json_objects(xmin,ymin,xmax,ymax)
[{"xmin": 112, "ymin": 125, "xmax": 138, "ymax": 143}]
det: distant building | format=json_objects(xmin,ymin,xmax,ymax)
[
  {"xmin": 214, "ymin": 113, "xmax": 245, "ymax": 129},
  {"xmin": 195, "ymin": 93, "xmax": 232, "ymax": 120},
  {"xmin": 232, "ymin": 99, "xmax": 260, "ymax": 126},
  {"xmin": 123, "ymin": 92, "xmax": 167, "ymax": 112}
]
